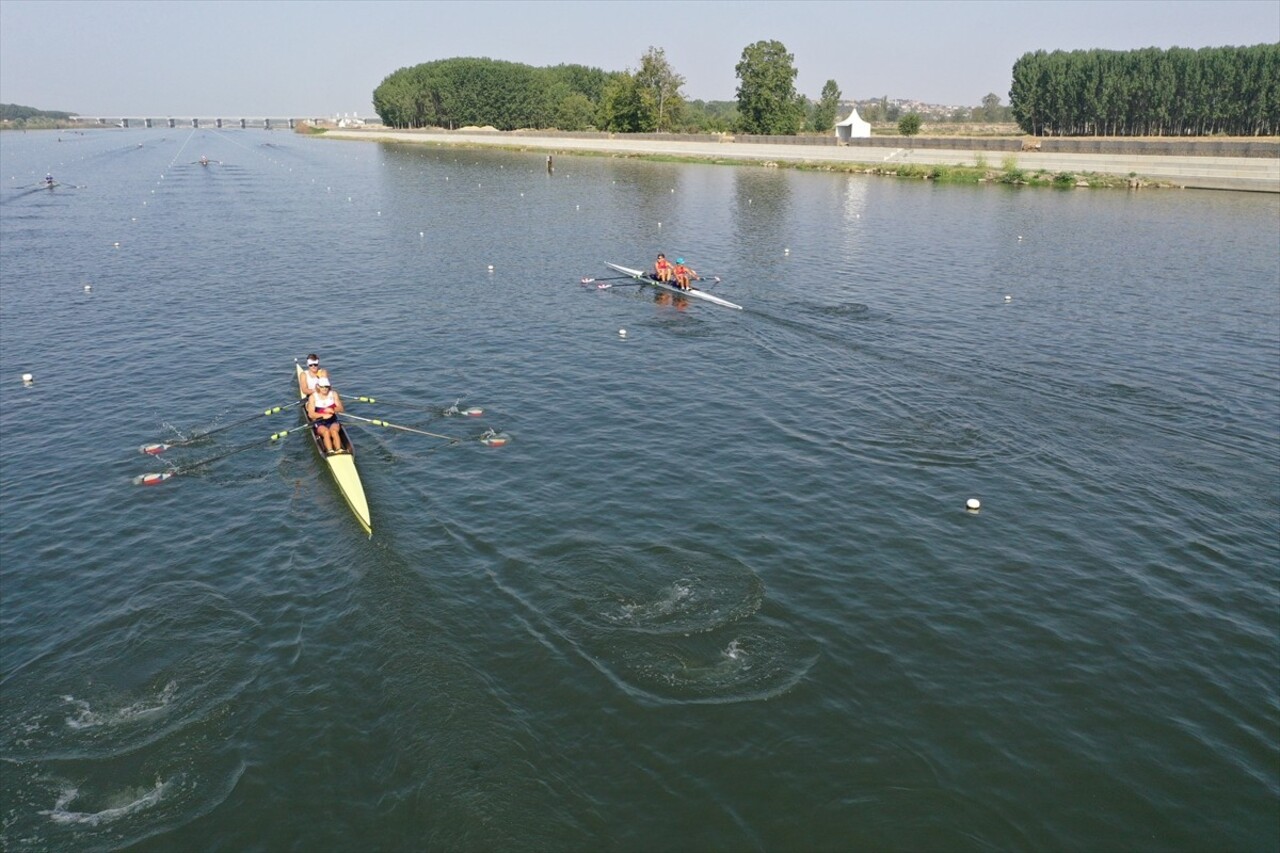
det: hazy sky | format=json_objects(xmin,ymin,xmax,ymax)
[{"xmin": 1, "ymin": 0, "xmax": 1276, "ymax": 117}]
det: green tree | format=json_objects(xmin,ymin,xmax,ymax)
[
  {"xmin": 981, "ymin": 92, "xmax": 1003, "ymax": 122},
  {"xmin": 555, "ymin": 93, "xmax": 596, "ymax": 131},
  {"xmin": 811, "ymin": 79, "xmax": 841, "ymax": 132},
  {"xmin": 635, "ymin": 46, "xmax": 685, "ymax": 132},
  {"xmin": 898, "ymin": 112, "xmax": 922, "ymax": 136},
  {"xmin": 597, "ymin": 72, "xmax": 650, "ymax": 132},
  {"xmin": 734, "ymin": 40, "xmax": 805, "ymax": 134}
]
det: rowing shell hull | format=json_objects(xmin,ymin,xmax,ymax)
[
  {"xmin": 604, "ymin": 263, "xmax": 743, "ymax": 310},
  {"xmin": 296, "ymin": 363, "xmax": 372, "ymax": 536}
]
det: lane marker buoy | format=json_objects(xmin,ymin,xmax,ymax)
[{"xmin": 966, "ymin": 498, "xmax": 981, "ymax": 513}]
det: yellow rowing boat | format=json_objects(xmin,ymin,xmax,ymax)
[{"xmin": 296, "ymin": 363, "xmax": 372, "ymax": 536}]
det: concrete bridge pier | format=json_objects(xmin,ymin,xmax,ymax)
[
  {"xmin": 240, "ymin": 118, "xmax": 247, "ymax": 129},
  {"xmin": 168, "ymin": 118, "xmax": 176, "ymax": 128}
]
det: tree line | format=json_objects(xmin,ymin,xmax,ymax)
[
  {"xmin": 1009, "ymin": 44, "xmax": 1279, "ymax": 136},
  {"xmin": 372, "ymin": 43, "xmax": 845, "ymax": 135},
  {"xmin": 1, "ymin": 103, "xmax": 75, "ymax": 127}
]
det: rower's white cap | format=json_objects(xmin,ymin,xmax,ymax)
[
  {"xmin": 306, "ymin": 358, "xmax": 319, "ymax": 366},
  {"xmin": 317, "ymin": 377, "xmax": 331, "ymax": 387}
]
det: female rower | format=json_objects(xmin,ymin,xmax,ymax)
[
  {"xmin": 653, "ymin": 253, "xmax": 673, "ymax": 282},
  {"xmin": 306, "ymin": 376, "xmax": 346, "ymax": 454},
  {"xmin": 672, "ymin": 258, "xmax": 700, "ymax": 291},
  {"xmin": 298, "ymin": 354, "xmax": 328, "ymax": 397}
]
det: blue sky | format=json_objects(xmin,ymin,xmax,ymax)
[{"xmin": 1, "ymin": 0, "xmax": 1276, "ymax": 117}]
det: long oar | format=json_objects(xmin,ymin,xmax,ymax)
[
  {"xmin": 134, "ymin": 424, "xmax": 309, "ymax": 485},
  {"xmin": 344, "ymin": 413, "xmax": 510, "ymax": 447},
  {"xmin": 342, "ymin": 412, "xmax": 459, "ymax": 441},
  {"xmin": 346, "ymin": 395, "xmax": 484, "ymax": 418},
  {"xmin": 140, "ymin": 400, "xmax": 302, "ymax": 455},
  {"xmin": 580, "ymin": 275, "xmax": 638, "ymax": 285}
]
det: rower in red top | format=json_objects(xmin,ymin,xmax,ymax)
[
  {"xmin": 306, "ymin": 376, "xmax": 346, "ymax": 454},
  {"xmin": 671, "ymin": 257, "xmax": 700, "ymax": 291},
  {"xmin": 653, "ymin": 253, "xmax": 674, "ymax": 282}
]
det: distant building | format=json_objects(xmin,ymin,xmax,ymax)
[{"xmin": 835, "ymin": 108, "xmax": 871, "ymax": 142}]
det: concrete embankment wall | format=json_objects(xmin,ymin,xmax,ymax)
[{"xmin": 324, "ymin": 129, "xmax": 1280, "ymax": 193}]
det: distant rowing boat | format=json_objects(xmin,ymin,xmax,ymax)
[
  {"xmin": 295, "ymin": 362, "xmax": 372, "ymax": 536},
  {"xmin": 604, "ymin": 263, "xmax": 743, "ymax": 310}
]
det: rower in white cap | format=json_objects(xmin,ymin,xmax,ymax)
[{"xmin": 297, "ymin": 353, "xmax": 329, "ymax": 397}]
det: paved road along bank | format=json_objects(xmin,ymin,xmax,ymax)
[{"xmin": 324, "ymin": 129, "xmax": 1279, "ymax": 193}]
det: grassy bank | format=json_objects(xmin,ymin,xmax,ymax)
[{"xmin": 320, "ymin": 129, "xmax": 1180, "ymax": 191}]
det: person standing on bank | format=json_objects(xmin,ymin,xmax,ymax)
[{"xmin": 306, "ymin": 376, "xmax": 346, "ymax": 454}]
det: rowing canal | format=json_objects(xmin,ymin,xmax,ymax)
[{"xmin": 1, "ymin": 128, "xmax": 1276, "ymax": 851}]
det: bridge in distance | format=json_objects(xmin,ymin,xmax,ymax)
[{"xmin": 72, "ymin": 117, "xmax": 314, "ymax": 129}]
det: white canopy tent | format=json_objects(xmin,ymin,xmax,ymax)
[{"xmin": 835, "ymin": 108, "xmax": 871, "ymax": 142}]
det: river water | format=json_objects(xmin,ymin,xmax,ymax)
[{"xmin": 1, "ymin": 128, "xmax": 1276, "ymax": 851}]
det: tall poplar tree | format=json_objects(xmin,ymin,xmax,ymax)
[
  {"xmin": 635, "ymin": 47, "xmax": 686, "ymax": 132},
  {"xmin": 734, "ymin": 40, "xmax": 805, "ymax": 134},
  {"xmin": 811, "ymin": 80, "xmax": 841, "ymax": 132}
]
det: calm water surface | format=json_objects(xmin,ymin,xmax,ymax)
[{"xmin": 1, "ymin": 128, "xmax": 1277, "ymax": 851}]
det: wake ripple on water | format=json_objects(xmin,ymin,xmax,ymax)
[
  {"xmin": 493, "ymin": 544, "xmax": 818, "ymax": 705},
  {"xmin": 0, "ymin": 581, "xmax": 257, "ymax": 849}
]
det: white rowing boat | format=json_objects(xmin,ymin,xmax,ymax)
[
  {"xmin": 296, "ymin": 363, "xmax": 372, "ymax": 536},
  {"xmin": 604, "ymin": 263, "xmax": 743, "ymax": 310}
]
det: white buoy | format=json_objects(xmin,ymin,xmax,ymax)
[
  {"xmin": 1004, "ymin": 295, "xmax": 1012, "ymax": 302},
  {"xmin": 966, "ymin": 498, "xmax": 981, "ymax": 512},
  {"xmin": 487, "ymin": 265, "xmax": 494, "ymax": 271},
  {"xmin": 83, "ymin": 284, "xmax": 91, "ymax": 292},
  {"xmin": 113, "ymin": 242, "xmax": 120, "ymax": 248},
  {"xmin": 784, "ymin": 248, "xmax": 790, "ymax": 255},
  {"xmin": 21, "ymin": 373, "xmax": 34, "ymax": 385},
  {"xmin": 420, "ymin": 231, "xmax": 424, "ymax": 238},
  {"xmin": 618, "ymin": 329, "xmax": 627, "ymax": 338},
  {"xmin": 1017, "ymin": 235, "xmax": 1023, "ymax": 241}
]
